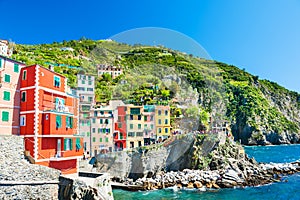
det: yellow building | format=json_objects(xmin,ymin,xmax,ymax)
[
  {"xmin": 126, "ymin": 105, "xmax": 144, "ymax": 148},
  {"xmin": 155, "ymin": 105, "xmax": 171, "ymax": 140}
]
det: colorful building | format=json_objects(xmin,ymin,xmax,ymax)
[
  {"xmin": 114, "ymin": 106, "xmax": 127, "ymax": 151},
  {"xmin": 97, "ymin": 64, "xmax": 123, "ymax": 79},
  {"xmin": 77, "ymin": 73, "xmax": 95, "ymax": 158},
  {"xmin": 90, "ymin": 106, "xmax": 114, "ymax": 155},
  {"xmin": 143, "ymin": 105, "xmax": 156, "ymax": 145},
  {"xmin": 0, "ymin": 40, "xmax": 13, "ymax": 57},
  {"xmin": 0, "ymin": 55, "xmax": 26, "ymax": 135},
  {"xmin": 20, "ymin": 64, "xmax": 83, "ymax": 174},
  {"xmin": 155, "ymin": 105, "xmax": 171, "ymax": 140}
]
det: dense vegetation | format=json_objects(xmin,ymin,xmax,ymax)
[{"xmin": 12, "ymin": 39, "xmax": 300, "ymax": 144}]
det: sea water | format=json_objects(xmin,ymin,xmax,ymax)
[{"xmin": 113, "ymin": 144, "xmax": 300, "ymax": 200}]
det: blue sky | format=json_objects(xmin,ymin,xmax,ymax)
[{"xmin": 1, "ymin": 0, "xmax": 300, "ymax": 92}]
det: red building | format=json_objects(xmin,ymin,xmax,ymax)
[
  {"xmin": 20, "ymin": 65, "xmax": 83, "ymax": 174},
  {"xmin": 113, "ymin": 106, "xmax": 127, "ymax": 151}
]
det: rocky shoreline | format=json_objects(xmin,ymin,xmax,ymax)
[{"xmin": 113, "ymin": 161, "xmax": 300, "ymax": 191}]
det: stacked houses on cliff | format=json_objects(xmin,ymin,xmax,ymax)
[{"xmin": 0, "ymin": 57, "xmax": 172, "ymax": 173}]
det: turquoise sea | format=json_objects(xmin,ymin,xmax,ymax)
[{"xmin": 113, "ymin": 144, "xmax": 300, "ymax": 200}]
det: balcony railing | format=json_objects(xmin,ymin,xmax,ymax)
[{"xmin": 42, "ymin": 102, "xmax": 75, "ymax": 114}]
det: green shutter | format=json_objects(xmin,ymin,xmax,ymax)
[
  {"xmin": 4, "ymin": 74, "xmax": 10, "ymax": 83},
  {"xmin": 56, "ymin": 115, "xmax": 62, "ymax": 128},
  {"xmin": 70, "ymin": 139, "xmax": 73, "ymax": 150},
  {"xmin": 105, "ymin": 138, "xmax": 109, "ymax": 142},
  {"xmin": 3, "ymin": 91, "xmax": 10, "ymax": 101},
  {"xmin": 100, "ymin": 138, "xmax": 102, "ymax": 142},
  {"xmin": 66, "ymin": 117, "xmax": 69, "ymax": 128},
  {"xmin": 64, "ymin": 139, "xmax": 67, "ymax": 150},
  {"xmin": 0, "ymin": 59, "xmax": 2, "ymax": 68},
  {"xmin": 2, "ymin": 111, "xmax": 9, "ymax": 121},
  {"xmin": 70, "ymin": 117, "xmax": 73, "ymax": 128},
  {"xmin": 76, "ymin": 138, "xmax": 81, "ymax": 150},
  {"xmin": 14, "ymin": 64, "xmax": 19, "ymax": 73}
]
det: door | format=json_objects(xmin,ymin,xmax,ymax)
[{"xmin": 57, "ymin": 139, "xmax": 61, "ymax": 157}]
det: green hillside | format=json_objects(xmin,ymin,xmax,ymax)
[{"xmin": 12, "ymin": 39, "xmax": 300, "ymax": 145}]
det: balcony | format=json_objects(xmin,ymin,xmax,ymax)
[
  {"xmin": 38, "ymin": 148, "xmax": 83, "ymax": 160},
  {"xmin": 42, "ymin": 101, "xmax": 75, "ymax": 114}
]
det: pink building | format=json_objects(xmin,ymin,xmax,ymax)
[{"xmin": 0, "ymin": 55, "xmax": 26, "ymax": 135}]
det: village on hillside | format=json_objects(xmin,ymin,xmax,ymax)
[{"xmin": 0, "ymin": 40, "xmax": 230, "ymax": 175}]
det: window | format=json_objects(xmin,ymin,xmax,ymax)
[
  {"xmin": 165, "ymin": 128, "xmax": 169, "ymax": 133},
  {"xmin": 56, "ymin": 115, "xmax": 62, "ymax": 128},
  {"xmin": 87, "ymin": 120, "xmax": 90, "ymax": 126},
  {"xmin": 45, "ymin": 114, "xmax": 49, "ymax": 120},
  {"xmin": 144, "ymin": 124, "xmax": 147, "ymax": 129},
  {"xmin": 76, "ymin": 138, "xmax": 81, "ymax": 150},
  {"xmin": 130, "ymin": 115, "xmax": 133, "ymax": 120},
  {"xmin": 130, "ymin": 108, "xmax": 140, "ymax": 115},
  {"xmin": 88, "ymin": 97, "xmax": 93, "ymax": 102},
  {"xmin": 88, "ymin": 76, "xmax": 92, "ymax": 80},
  {"xmin": 94, "ymin": 111, "xmax": 98, "ymax": 117},
  {"xmin": 0, "ymin": 58, "xmax": 2, "ymax": 68},
  {"xmin": 136, "ymin": 132, "xmax": 143, "ymax": 137},
  {"xmin": 158, "ymin": 110, "xmax": 162, "ymax": 115},
  {"xmin": 81, "ymin": 120, "xmax": 85, "ymax": 127},
  {"xmin": 158, "ymin": 119, "xmax": 162, "ymax": 124},
  {"xmin": 102, "ymin": 128, "xmax": 106, "ymax": 133},
  {"xmin": 54, "ymin": 76, "xmax": 60, "ymax": 87},
  {"xmin": 20, "ymin": 115, "xmax": 26, "ymax": 126},
  {"xmin": 118, "ymin": 122, "xmax": 122, "ymax": 128},
  {"xmin": 128, "ymin": 132, "xmax": 135, "ymax": 137},
  {"xmin": 165, "ymin": 119, "xmax": 168, "ymax": 125},
  {"xmin": 130, "ymin": 124, "xmax": 133, "ymax": 129},
  {"xmin": 21, "ymin": 91, "xmax": 26, "ymax": 102},
  {"xmin": 100, "ymin": 138, "xmax": 102, "ymax": 142},
  {"xmin": 165, "ymin": 110, "xmax": 168, "ymax": 116},
  {"xmin": 14, "ymin": 64, "xmax": 19, "ymax": 73},
  {"xmin": 93, "ymin": 137, "xmax": 96, "ymax": 142},
  {"xmin": 92, "ymin": 118, "xmax": 96, "ymax": 123},
  {"xmin": 106, "ymin": 128, "xmax": 110, "ymax": 133},
  {"xmin": 87, "ymin": 88, "xmax": 93, "ymax": 92},
  {"xmin": 150, "ymin": 124, "xmax": 154, "ymax": 130},
  {"xmin": 105, "ymin": 119, "xmax": 109, "ymax": 124},
  {"xmin": 2, "ymin": 111, "xmax": 9, "ymax": 122},
  {"xmin": 98, "ymin": 128, "xmax": 101, "ymax": 133},
  {"xmin": 66, "ymin": 117, "xmax": 73, "ymax": 128},
  {"xmin": 4, "ymin": 74, "xmax": 10, "ymax": 83},
  {"xmin": 22, "ymin": 70, "xmax": 27, "ymax": 80},
  {"xmin": 144, "ymin": 116, "xmax": 147, "ymax": 121},
  {"xmin": 88, "ymin": 81, "xmax": 92, "ymax": 85},
  {"xmin": 82, "ymin": 80, "xmax": 85, "ymax": 84},
  {"xmin": 138, "ymin": 124, "xmax": 141, "ymax": 129},
  {"xmin": 105, "ymin": 138, "xmax": 109, "ymax": 142},
  {"xmin": 3, "ymin": 91, "xmax": 10, "ymax": 101},
  {"xmin": 92, "ymin": 128, "xmax": 95, "ymax": 133},
  {"xmin": 158, "ymin": 128, "xmax": 162, "ymax": 133},
  {"xmin": 87, "ymin": 132, "xmax": 90, "ymax": 137},
  {"xmin": 100, "ymin": 111, "xmax": 104, "ymax": 115},
  {"xmin": 150, "ymin": 116, "xmax": 154, "ymax": 121},
  {"xmin": 64, "ymin": 138, "xmax": 73, "ymax": 151},
  {"xmin": 100, "ymin": 119, "xmax": 103, "ymax": 124}
]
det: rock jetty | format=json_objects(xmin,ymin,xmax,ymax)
[{"xmin": 107, "ymin": 134, "xmax": 300, "ymax": 191}]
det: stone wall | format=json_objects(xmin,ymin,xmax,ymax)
[
  {"xmin": 95, "ymin": 133, "xmax": 199, "ymax": 180},
  {"xmin": 0, "ymin": 135, "xmax": 60, "ymax": 199}
]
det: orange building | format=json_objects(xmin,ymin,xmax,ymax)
[{"xmin": 20, "ymin": 64, "xmax": 83, "ymax": 174}]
